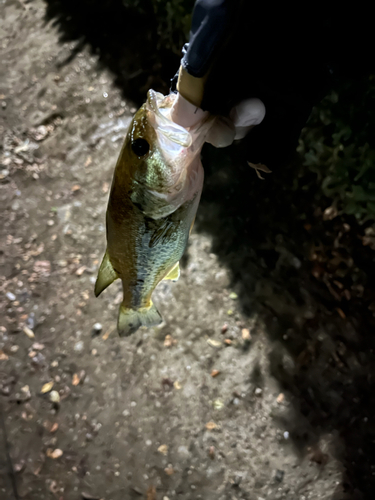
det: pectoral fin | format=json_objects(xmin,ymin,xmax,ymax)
[
  {"xmin": 163, "ymin": 261, "xmax": 180, "ymax": 281},
  {"xmin": 118, "ymin": 301, "xmax": 162, "ymax": 337},
  {"xmin": 94, "ymin": 250, "xmax": 118, "ymax": 297}
]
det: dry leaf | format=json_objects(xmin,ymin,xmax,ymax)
[
  {"xmin": 276, "ymin": 393, "xmax": 285, "ymax": 404},
  {"xmin": 205, "ymin": 421, "xmax": 218, "ymax": 431},
  {"xmin": 76, "ymin": 266, "xmax": 86, "ymax": 276},
  {"xmin": 173, "ymin": 381, "xmax": 181, "ymax": 390},
  {"xmin": 32, "ymin": 342, "xmax": 45, "ymax": 350},
  {"xmin": 102, "ymin": 325, "xmax": 115, "ymax": 340},
  {"xmin": 84, "ymin": 156, "xmax": 92, "ymax": 167},
  {"xmin": 247, "ymin": 162, "xmax": 272, "ymax": 180},
  {"xmin": 0, "ymin": 350, "xmax": 9, "ymax": 360},
  {"xmin": 72, "ymin": 373, "xmax": 80, "ymax": 386},
  {"xmin": 211, "ymin": 370, "xmax": 220, "ymax": 378},
  {"xmin": 23, "ymin": 325, "xmax": 35, "ymax": 338},
  {"xmin": 164, "ymin": 334, "xmax": 177, "ymax": 347},
  {"xmin": 41, "ymin": 381, "xmax": 54, "ymax": 393},
  {"xmin": 207, "ymin": 338, "xmax": 221, "ymax": 347},
  {"xmin": 241, "ymin": 328, "xmax": 251, "ymax": 340},
  {"xmin": 34, "ymin": 260, "xmax": 51, "ymax": 277},
  {"xmin": 221, "ymin": 323, "xmax": 228, "ymax": 334},
  {"xmin": 46, "ymin": 448, "xmax": 63, "ymax": 459},
  {"xmin": 158, "ymin": 444, "xmax": 168, "ymax": 455},
  {"xmin": 50, "ymin": 422, "xmax": 59, "ymax": 433},
  {"xmin": 146, "ymin": 485, "xmax": 156, "ymax": 500}
]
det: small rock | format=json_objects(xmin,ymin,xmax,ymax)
[
  {"xmin": 27, "ymin": 313, "xmax": 36, "ymax": 329},
  {"xmin": 6, "ymin": 292, "xmax": 16, "ymax": 301},
  {"xmin": 49, "ymin": 391, "xmax": 60, "ymax": 403},
  {"xmin": 276, "ymin": 393, "xmax": 285, "ymax": 404},
  {"xmin": 210, "ymin": 369, "xmax": 220, "ymax": 377},
  {"xmin": 254, "ymin": 387, "xmax": 263, "ymax": 396},
  {"xmin": 158, "ymin": 444, "xmax": 168, "ymax": 455},
  {"xmin": 283, "ymin": 431, "xmax": 290, "ymax": 440},
  {"xmin": 229, "ymin": 292, "xmax": 238, "ymax": 300},
  {"xmin": 41, "ymin": 381, "xmax": 54, "ymax": 393},
  {"xmin": 23, "ymin": 326, "xmax": 35, "ymax": 339},
  {"xmin": 241, "ymin": 328, "xmax": 251, "ymax": 340},
  {"xmin": 74, "ymin": 341, "xmax": 84, "ymax": 353},
  {"xmin": 0, "ymin": 169, "xmax": 9, "ymax": 179},
  {"xmin": 274, "ymin": 469, "xmax": 284, "ymax": 482},
  {"xmin": 221, "ymin": 323, "xmax": 228, "ymax": 334},
  {"xmin": 91, "ymin": 323, "xmax": 102, "ymax": 337}
]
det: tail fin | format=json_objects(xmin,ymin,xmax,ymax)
[
  {"xmin": 117, "ymin": 301, "xmax": 162, "ymax": 337},
  {"xmin": 95, "ymin": 250, "xmax": 118, "ymax": 297}
]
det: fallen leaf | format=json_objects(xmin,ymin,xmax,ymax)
[
  {"xmin": 32, "ymin": 342, "xmax": 45, "ymax": 350},
  {"xmin": 34, "ymin": 260, "xmax": 51, "ymax": 277},
  {"xmin": 227, "ymin": 309, "xmax": 234, "ymax": 316},
  {"xmin": 276, "ymin": 393, "xmax": 285, "ymax": 404},
  {"xmin": 0, "ymin": 350, "xmax": 9, "ymax": 360},
  {"xmin": 173, "ymin": 381, "xmax": 181, "ymax": 390},
  {"xmin": 164, "ymin": 467, "xmax": 174, "ymax": 476},
  {"xmin": 146, "ymin": 485, "xmax": 156, "ymax": 500},
  {"xmin": 76, "ymin": 266, "xmax": 86, "ymax": 276},
  {"xmin": 50, "ymin": 422, "xmax": 59, "ymax": 433},
  {"xmin": 205, "ymin": 421, "xmax": 218, "ymax": 431},
  {"xmin": 164, "ymin": 334, "xmax": 177, "ymax": 347},
  {"xmin": 158, "ymin": 444, "xmax": 168, "ymax": 455},
  {"xmin": 84, "ymin": 156, "xmax": 92, "ymax": 167},
  {"xmin": 72, "ymin": 373, "xmax": 80, "ymax": 386},
  {"xmin": 211, "ymin": 369, "xmax": 220, "ymax": 378},
  {"xmin": 102, "ymin": 326, "xmax": 115, "ymax": 340},
  {"xmin": 46, "ymin": 448, "xmax": 63, "ymax": 459},
  {"xmin": 41, "ymin": 381, "xmax": 54, "ymax": 394},
  {"xmin": 23, "ymin": 325, "xmax": 35, "ymax": 339},
  {"xmin": 229, "ymin": 292, "xmax": 238, "ymax": 300},
  {"xmin": 336, "ymin": 307, "xmax": 346, "ymax": 319},
  {"xmin": 207, "ymin": 338, "xmax": 221, "ymax": 347},
  {"xmin": 248, "ymin": 161, "xmax": 272, "ymax": 180},
  {"xmin": 213, "ymin": 399, "xmax": 224, "ymax": 410},
  {"xmin": 242, "ymin": 329, "xmax": 251, "ymax": 341}
]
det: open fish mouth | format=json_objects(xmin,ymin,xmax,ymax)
[{"xmin": 146, "ymin": 90, "xmax": 192, "ymax": 149}]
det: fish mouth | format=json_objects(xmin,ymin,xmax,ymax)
[{"xmin": 146, "ymin": 89, "xmax": 192, "ymax": 149}]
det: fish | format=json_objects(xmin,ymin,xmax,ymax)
[{"xmin": 95, "ymin": 89, "xmax": 216, "ymax": 336}]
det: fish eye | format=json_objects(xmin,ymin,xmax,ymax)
[{"xmin": 131, "ymin": 138, "xmax": 150, "ymax": 157}]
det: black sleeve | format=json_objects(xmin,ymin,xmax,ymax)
[{"xmin": 181, "ymin": 0, "xmax": 235, "ymax": 78}]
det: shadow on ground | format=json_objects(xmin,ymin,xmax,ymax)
[{"xmin": 40, "ymin": 2, "xmax": 375, "ymax": 497}]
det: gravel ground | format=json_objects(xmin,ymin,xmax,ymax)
[{"xmin": 1, "ymin": 1, "xmax": 375, "ymax": 499}]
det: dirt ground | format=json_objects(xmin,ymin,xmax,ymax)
[{"xmin": 1, "ymin": 1, "xmax": 375, "ymax": 499}]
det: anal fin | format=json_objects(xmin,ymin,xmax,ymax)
[
  {"xmin": 118, "ymin": 301, "xmax": 162, "ymax": 337},
  {"xmin": 163, "ymin": 261, "xmax": 180, "ymax": 282},
  {"xmin": 94, "ymin": 250, "xmax": 118, "ymax": 297}
]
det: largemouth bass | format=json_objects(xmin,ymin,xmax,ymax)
[{"xmin": 95, "ymin": 90, "xmax": 216, "ymax": 336}]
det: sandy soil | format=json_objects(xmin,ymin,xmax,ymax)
[{"xmin": 1, "ymin": 1, "xmax": 375, "ymax": 499}]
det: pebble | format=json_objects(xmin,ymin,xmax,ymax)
[
  {"xmin": 275, "ymin": 469, "xmax": 284, "ymax": 482},
  {"xmin": 91, "ymin": 323, "xmax": 102, "ymax": 336},
  {"xmin": 255, "ymin": 387, "xmax": 263, "ymax": 396},
  {"xmin": 74, "ymin": 341, "xmax": 84, "ymax": 353},
  {"xmin": 283, "ymin": 431, "xmax": 290, "ymax": 440},
  {"xmin": 0, "ymin": 169, "xmax": 9, "ymax": 179},
  {"xmin": 49, "ymin": 391, "xmax": 60, "ymax": 403},
  {"xmin": 6, "ymin": 292, "xmax": 16, "ymax": 301},
  {"xmin": 27, "ymin": 312, "xmax": 36, "ymax": 329}
]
